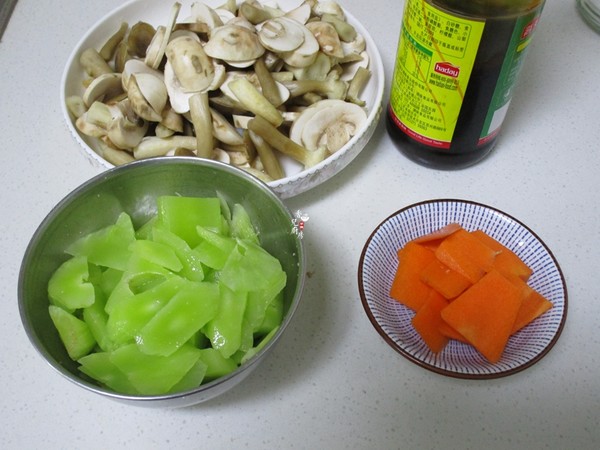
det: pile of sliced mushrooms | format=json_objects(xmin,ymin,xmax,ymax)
[{"xmin": 66, "ymin": 0, "xmax": 371, "ymax": 182}]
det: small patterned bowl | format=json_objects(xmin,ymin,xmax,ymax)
[{"xmin": 358, "ymin": 199, "xmax": 567, "ymax": 379}]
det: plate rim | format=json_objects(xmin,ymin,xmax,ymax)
[{"xmin": 357, "ymin": 198, "xmax": 568, "ymax": 380}]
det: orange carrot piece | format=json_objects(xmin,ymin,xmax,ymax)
[
  {"xmin": 511, "ymin": 289, "xmax": 553, "ymax": 334},
  {"xmin": 471, "ymin": 230, "xmax": 533, "ymax": 281},
  {"xmin": 440, "ymin": 270, "xmax": 523, "ymax": 363},
  {"xmin": 438, "ymin": 320, "xmax": 469, "ymax": 343},
  {"xmin": 411, "ymin": 290, "xmax": 450, "ymax": 353},
  {"xmin": 420, "ymin": 258, "xmax": 472, "ymax": 300},
  {"xmin": 389, "ymin": 242, "xmax": 436, "ymax": 311},
  {"xmin": 435, "ymin": 229, "xmax": 498, "ymax": 284},
  {"xmin": 411, "ymin": 223, "xmax": 463, "ymax": 250}
]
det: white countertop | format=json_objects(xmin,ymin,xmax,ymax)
[{"xmin": 2, "ymin": 1, "xmax": 599, "ymax": 449}]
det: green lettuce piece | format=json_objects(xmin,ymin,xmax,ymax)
[
  {"xmin": 48, "ymin": 255, "xmax": 95, "ymax": 311},
  {"xmin": 66, "ymin": 212, "xmax": 136, "ymax": 271},
  {"xmin": 78, "ymin": 352, "xmax": 139, "ymax": 395},
  {"xmin": 157, "ymin": 196, "xmax": 222, "ymax": 247},
  {"xmin": 49, "ymin": 305, "xmax": 96, "ymax": 360},
  {"xmin": 137, "ymin": 280, "xmax": 220, "ymax": 357},
  {"xmin": 203, "ymin": 285, "xmax": 247, "ymax": 359},
  {"xmin": 109, "ymin": 343, "xmax": 202, "ymax": 395}
]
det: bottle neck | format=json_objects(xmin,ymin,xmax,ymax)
[{"xmin": 428, "ymin": 0, "xmax": 545, "ymax": 18}]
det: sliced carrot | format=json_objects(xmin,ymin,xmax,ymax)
[
  {"xmin": 389, "ymin": 242, "xmax": 436, "ymax": 311},
  {"xmin": 412, "ymin": 222, "xmax": 463, "ymax": 250},
  {"xmin": 435, "ymin": 229, "xmax": 498, "ymax": 284},
  {"xmin": 511, "ymin": 289, "xmax": 553, "ymax": 334},
  {"xmin": 411, "ymin": 290, "xmax": 450, "ymax": 353},
  {"xmin": 440, "ymin": 270, "xmax": 523, "ymax": 363},
  {"xmin": 438, "ymin": 320, "xmax": 469, "ymax": 343},
  {"xmin": 471, "ymin": 230, "xmax": 533, "ymax": 281},
  {"xmin": 420, "ymin": 258, "xmax": 472, "ymax": 300}
]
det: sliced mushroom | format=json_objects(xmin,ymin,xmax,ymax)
[
  {"xmin": 320, "ymin": 13, "xmax": 357, "ymax": 42},
  {"xmin": 107, "ymin": 114, "xmax": 149, "ymax": 150},
  {"xmin": 82, "ymin": 73, "xmax": 123, "ymax": 107},
  {"xmin": 165, "ymin": 36, "xmax": 215, "ymax": 93},
  {"xmin": 65, "ymin": 95, "xmax": 87, "ymax": 119},
  {"xmin": 121, "ymin": 59, "xmax": 164, "ymax": 90},
  {"xmin": 127, "ymin": 22, "xmax": 156, "ymax": 58},
  {"xmin": 313, "ymin": 1, "xmax": 345, "ymax": 19},
  {"xmin": 127, "ymin": 73, "xmax": 167, "ymax": 122},
  {"xmin": 287, "ymin": 51, "xmax": 331, "ymax": 81},
  {"xmin": 239, "ymin": 0, "xmax": 279, "ymax": 24},
  {"xmin": 163, "ymin": 61, "xmax": 193, "ymax": 114},
  {"xmin": 79, "ymin": 48, "xmax": 113, "ymax": 78},
  {"xmin": 339, "ymin": 50, "xmax": 369, "ymax": 81},
  {"xmin": 190, "ymin": 2, "xmax": 224, "ymax": 31},
  {"xmin": 258, "ymin": 17, "xmax": 305, "ymax": 53},
  {"xmin": 144, "ymin": 2, "xmax": 181, "ymax": 69},
  {"xmin": 285, "ymin": 2, "xmax": 312, "ymax": 24},
  {"xmin": 204, "ymin": 24, "xmax": 265, "ymax": 64},
  {"xmin": 99, "ymin": 22, "xmax": 129, "ymax": 61},
  {"xmin": 289, "ymin": 98, "xmax": 367, "ymax": 153},
  {"xmin": 280, "ymin": 23, "xmax": 320, "ymax": 68},
  {"xmin": 305, "ymin": 21, "xmax": 344, "ymax": 59}
]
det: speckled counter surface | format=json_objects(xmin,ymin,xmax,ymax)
[{"xmin": 1, "ymin": 1, "xmax": 599, "ymax": 449}]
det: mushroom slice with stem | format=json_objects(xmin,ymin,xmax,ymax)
[
  {"xmin": 228, "ymin": 77, "xmax": 283, "ymax": 127},
  {"xmin": 165, "ymin": 36, "xmax": 215, "ymax": 93},
  {"xmin": 258, "ymin": 17, "xmax": 305, "ymax": 53},
  {"xmin": 248, "ymin": 115, "xmax": 328, "ymax": 169},
  {"xmin": 121, "ymin": 59, "xmax": 164, "ymax": 90},
  {"xmin": 107, "ymin": 113, "xmax": 149, "ymax": 150},
  {"xmin": 127, "ymin": 73, "xmax": 168, "ymax": 122},
  {"xmin": 305, "ymin": 21, "xmax": 344, "ymax": 59},
  {"xmin": 290, "ymin": 98, "xmax": 367, "ymax": 154},
  {"xmin": 203, "ymin": 24, "xmax": 265, "ymax": 64}
]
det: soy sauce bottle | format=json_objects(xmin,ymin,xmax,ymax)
[{"xmin": 387, "ymin": 0, "xmax": 545, "ymax": 169}]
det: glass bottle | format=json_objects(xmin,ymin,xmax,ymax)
[{"xmin": 387, "ymin": 0, "xmax": 546, "ymax": 169}]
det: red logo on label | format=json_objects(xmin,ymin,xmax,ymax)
[
  {"xmin": 521, "ymin": 17, "xmax": 540, "ymax": 39},
  {"xmin": 434, "ymin": 62, "xmax": 460, "ymax": 78}
]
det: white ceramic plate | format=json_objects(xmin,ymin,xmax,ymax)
[
  {"xmin": 358, "ymin": 199, "xmax": 567, "ymax": 379},
  {"xmin": 61, "ymin": 0, "xmax": 384, "ymax": 198}
]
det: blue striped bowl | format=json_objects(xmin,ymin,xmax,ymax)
[{"xmin": 358, "ymin": 199, "xmax": 567, "ymax": 379}]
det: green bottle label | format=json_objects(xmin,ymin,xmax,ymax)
[
  {"xmin": 389, "ymin": 0, "xmax": 485, "ymax": 149},
  {"xmin": 479, "ymin": 11, "xmax": 543, "ymax": 144}
]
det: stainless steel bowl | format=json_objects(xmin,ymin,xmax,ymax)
[{"xmin": 18, "ymin": 157, "xmax": 305, "ymax": 407}]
